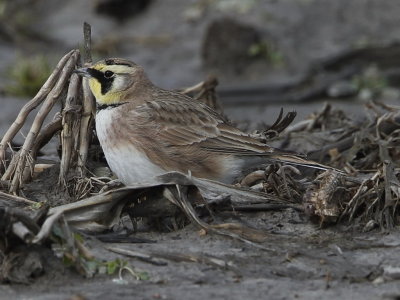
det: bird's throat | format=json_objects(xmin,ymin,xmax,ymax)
[{"xmin": 88, "ymin": 78, "xmax": 123, "ymax": 106}]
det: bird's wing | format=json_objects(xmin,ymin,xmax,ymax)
[
  {"xmin": 131, "ymin": 97, "xmax": 284, "ymax": 155},
  {"xmin": 126, "ymin": 96, "xmax": 339, "ymax": 172}
]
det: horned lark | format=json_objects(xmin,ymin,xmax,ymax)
[{"xmin": 74, "ymin": 58, "xmax": 329, "ymax": 184}]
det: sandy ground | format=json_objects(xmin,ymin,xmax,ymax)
[
  {"xmin": 1, "ymin": 1, "xmax": 400, "ymax": 299},
  {"xmin": 2, "ymin": 211, "xmax": 400, "ymax": 300},
  {"xmin": 1, "ymin": 95, "xmax": 400, "ymax": 300}
]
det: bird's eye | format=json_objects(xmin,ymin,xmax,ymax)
[{"xmin": 104, "ymin": 70, "xmax": 114, "ymax": 78}]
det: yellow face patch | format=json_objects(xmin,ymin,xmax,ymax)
[
  {"xmin": 86, "ymin": 63, "xmax": 132, "ymax": 105},
  {"xmin": 88, "ymin": 78, "xmax": 123, "ymax": 105}
]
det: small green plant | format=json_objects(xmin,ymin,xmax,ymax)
[
  {"xmin": 5, "ymin": 55, "xmax": 51, "ymax": 98},
  {"xmin": 351, "ymin": 65, "xmax": 388, "ymax": 96},
  {"xmin": 52, "ymin": 223, "xmax": 149, "ymax": 279},
  {"xmin": 101, "ymin": 258, "xmax": 150, "ymax": 281},
  {"xmin": 248, "ymin": 41, "xmax": 284, "ymax": 67},
  {"xmin": 102, "ymin": 258, "xmax": 127, "ymax": 275}
]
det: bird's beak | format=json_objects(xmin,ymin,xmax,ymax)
[{"xmin": 73, "ymin": 67, "xmax": 92, "ymax": 78}]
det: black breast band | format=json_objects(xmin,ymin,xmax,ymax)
[{"xmin": 97, "ymin": 102, "xmax": 129, "ymax": 111}]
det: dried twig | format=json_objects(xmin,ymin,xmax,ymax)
[
  {"xmin": 240, "ymin": 170, "xmax": 265, "ymax": 187},
  {"xmin": 381, "ymin": 160, "xmax": 400, "ymax": 229},
  {"xmin": 0, "ymin": 50, "xmax": 77, "ymax": 171},
  {"xmin": 0, "ymin": 191, "xmax": 37, "ymax": 205},
  {"xmin": 107, "ymin": 246, "xmax": 238, "ymax": 271},
  {"xmin": 227, "ymin": 203, "xmax": 302, "ymax": 212},
  {"xmin": 77, "ymin": 23, "xmax": 96, "ymax": 176},
  {"xmin": 340, "ymin": 178, "xmax": 371, "ymax": 221},
  {"xmin": 3, "ymin": 50, "xmax": 80, "ymax": 193},
  {"xmin": 181, "ymin": 75, "xmax": 224, "ymax": 114},
  {"xmin": 31, "ymin": 112, "xmax": 63, "ymax": 159},
  {"xmin": 106, "ymin": 246, "xmax": 167, "ymax": 266},
  {"xmin": 163, "ymin": 185, "xmax": 273, "ymax": 251},
  {"xmin": 59, "ymin": 73, "xmax": 82, "ymax": 186},
  {"xmin": 304, "ymin": 170, "xmax": 343, "ymax": 225}
]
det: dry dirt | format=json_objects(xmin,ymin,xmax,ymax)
[
  {"xmin": 3, "ymin": 210, "xmax": 400, "ymax": 300},
  {"xmin": 1, "ymin": 1, "xmax": 400, "ymax": 299}
]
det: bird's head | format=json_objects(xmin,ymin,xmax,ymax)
[{"xmin": 74, "ymin": 58, "xmax": 149, "ymax": 105}]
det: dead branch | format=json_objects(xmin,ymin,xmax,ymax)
[
  {"xmin": 77, "ymin": 23, "xmax": 96, "ymax": 176},
  {"xmin": 181, "ymin": 75, "xmax": 224, "ymax": 115},
  {"xmin": 227, "ymin": 203, "xmax": 303, "ymax": 212},
  {"xmin": 108, "ymin": 246, "xmax": 238, "ymax": 271},
  {"xmin": 240, "ymin": 170, "xmax": 265, "ymax": 187},
  {"xmin": 381, "ymin": 160, "xmax": 400, "ymax": 229},
  {"xmin": 0, "ymin": 50, "xmax": 77, "ymax": 172},
  {"xmin": 83, "ymin": 22, "xmax": 92, "ymax": 63},
  {"xmin": 308, "ymin": 112, "xmax": 400, "ymax": 163},
  {"xmin": 31, "ymin": 112, "xmax": 63, "ymax": 159},
  {"xmin": 163, "ymin": 185, "xmax": 272, "ymax": 250},
  {"xmin": 106, "ymin": 246, "xmax": 167, "ymax": 266},
  {"xmin": 11, "ymin": 221, "xmax": 34, "ymax": 243},
  {"xmin": 304, "ymin": 170, "xmax": 343, "ymax": 225},
  {"xmin": 0, "ymin": 191, "xmax": 37, "ymax": 205},
  {"xmin": 3, "ymin": 50, "xmax": 80, "ymax": 193},
  {"xmin": 59, "ymin": 73, "xmax": 82, "ymax": 186}
]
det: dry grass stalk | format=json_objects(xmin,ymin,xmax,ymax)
[
  {"xmin": 77, "ymin": 23, "xmax": 96, "ymax": 176},
  {"xmin": 77, "ymin": 79, "xmax": 95, "ymax": 177},
  {"xmin": 181, "ymin": 75, "xmax": 223, "ymax": 114},
  {"xmin": 341, "ymin": 177, "xmax": 372, "ymax": 221},
  {"xmin": 0, "ymin": 191, "xmax": 37, "ymax": 205},
  {"xmin": 162, "ymin": 185, "xmax": 272, "ymax": 250},
  {"xmin": 11, "ymin": 112, "xmax": 64, "ymax": 184},
  {"xmin": 107, "ymin": 246, "xmax": 237, "ymax": 271},
  {"xmin": 381, "ymin": 160, "xmax": 400, "ymax": 229},
  {"xmin": 0, "ymin": 50, "xmax": 77, "ymax": 170},
  {"xmin": 31, "ymin": 112, "xmax": 63, "ymax": 159},
  {"xmin": 304, "ymin": 170, "xmax": 343, "ymax": 225},
  {"xmin": 2, "ymin": 50, "xmax": 80, "ymax": 193},
  {"xmin": 59, "ymin": 73, "xmax": 82, "ymax": 186},
  {"xmin": 240, "ymin": 170, "xmax": 266, "ymax": 187}
]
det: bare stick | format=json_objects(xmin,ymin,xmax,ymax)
[
  {"xmin": 106, "ymin": 246, "xmax": 167, "ymax": 266},
  {"xmin": 6, "ymin": 50, "xmax": 80, "ymax": 193},
  {"xmin": 0, "ymin": 50, "xmax": 76, "ymax": 172},
  {"xmin": 78, "ymin": 23, "xmax": 95, "ymax": 176},
  {"xmin": 0, "ymin": 190, "xmax": 37, "ymax": 204},
  {"xmin": 31, "ymin": 112, "xmax": 63, "ymax": 159},
  {"xmin": 77, "ymin": 81, "xmax": 95, "ymax": 176},
  {"xmin": 12, "ymin": 221, "xmax": 34, "ymax": 243},
  {"xmin": 59, "ymin": 73, "xmax": 82, "ymax": 186},
  {"xmin": 107, "ymin": 246, "xmax": 237, "ymax": 270},
  {"xmin": 240, "ymin": 170, "xmax": 266, "ymax": 187},
  {"xmin": 181, "ymin": 76, "xmax": 223, "ymax": 113},
  {"xmin": 164, "ymin": 186, "xmax": 273, "ymax": 251},
  {"xmin": 21, "ymin": 112, "xmax": 63, "ymax": 182},
  {"xmin": 83, "ymin": 22, "xmax": 92, "ymax": 63}
]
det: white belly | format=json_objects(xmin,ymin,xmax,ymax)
[{"xmin": 96, "ymin": 109, "xmax": 165, "ymax": 184}]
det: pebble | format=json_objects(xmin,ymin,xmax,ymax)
[{"xmin": 327, "ymin": 81, "xmax": 358, "ymax": 98}]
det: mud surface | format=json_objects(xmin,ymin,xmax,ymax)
[
  {"xmin": 2, "ymin": 210, "xmax": 400, "ymax": 300},
  {"xmin": 1, "ymin": 1, "xmax": 400, "ymax": 299}
]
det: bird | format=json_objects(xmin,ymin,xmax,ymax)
[{"xmin": 74, "ymin": 58, "xmax": 333, "ymax": 185}]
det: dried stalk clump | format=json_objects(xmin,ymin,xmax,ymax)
[{"xmin": 1, "ymin": 50, "xmax": 81, "ymax": 193}]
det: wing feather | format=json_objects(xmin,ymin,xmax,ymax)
[
  {"xmin": 120, "ymin": 93, "xmax": 338, "ymax": 173},
  {"xmin": 131, "ymin": 97, "xmax": 288, "ymax": 156}
]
